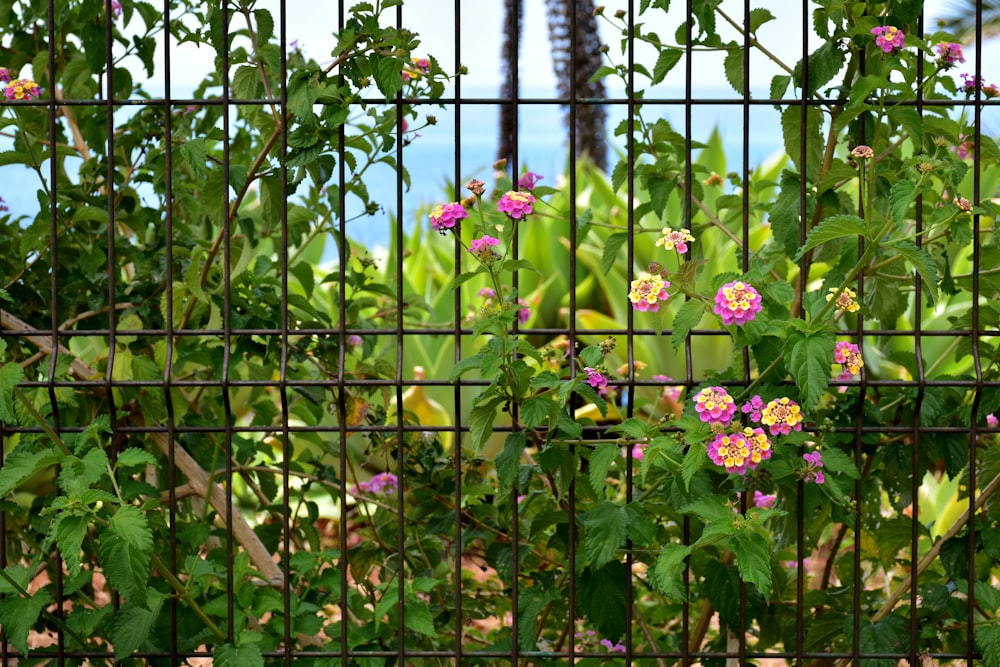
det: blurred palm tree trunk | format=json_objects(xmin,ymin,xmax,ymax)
[{"xmin": 497, "ymin": 0, "xmax": 608, "ymax": 171}]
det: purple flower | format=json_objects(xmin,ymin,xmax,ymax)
[
  {"xmin": 988, "ymin": 414, "xmax": 999, "ymax": 428},
  {"xmin": 0, "ymin": 68, "xmax": 10, "ymax": 84},
  {"xmin": 497, "ymin": 191, "xmax": 536, "ymax": 219},
  {"xmin": 803, "ymin": 451, "xmax": 825, "ymax": 485},
  {"xmin": 713, "ymin": 281, "xmax": 762, "ymax": 326},
  {"xmin": 478, "ymin": 287, "xmax": 496, "ymax": 299},
  {"xmin": 652, "ymin": 374, "xmax": 683, "ymax": 403},
  {"xmin": 871, "ymin": 25, "xmax": 905, "ymax": 54},
  {"xmin": 108, "ymin": 0, "xmax": 122, "ymax": 17},
  {"xmin": 741, "ymin": 395, "xmax": 764, "ymax": 423},
  {"xmin": 468, "ymin": 234, "xmax": 500, "ymax": 262},
  {"xmin": 584, "ymin": 367, "xmax": 607, "ymax": 389},
  {"xmin": 0, "ymin": 197, "xmax": 7, "ymax": 213},
  {"xmin": 694, "ymin": 386, "xmax": 737, "ymax": 426},
  {"xmin": 429, "ymin": 202, "xmax": 468, "ymax": 233},
  {"xmin": 347, "ymin": 334, "xmax": 363, "ymax": 347},
  {"xmin": 599, "ymin": 638, "xmax": 626, "ymax": 653},
  {"xmin": 517, "ymin": 171, "xmax": 543, "ymax": 190},
  {"xmin": 516, "ymin": 298, "xmax": 530, "ymax": 324},
  {"xmin": 355, "ymin": 472, "xmax": 398, "ymax": 495},
  {"xmin": 935, "ymin": 42, "xmax": 965, "ymax": 68}
]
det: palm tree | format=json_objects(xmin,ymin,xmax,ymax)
[
  {"xmin": 497, "ymin": 0, "xmax": 608, "ymax": 171},
  {"xmin": 938, "ymin": 0, "xmax": 1000, "ymax": 42}
]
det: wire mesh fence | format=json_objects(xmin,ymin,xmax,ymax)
[{"xmin": 0, "ymin": 0, "xmax": 999, "ymax": 665}]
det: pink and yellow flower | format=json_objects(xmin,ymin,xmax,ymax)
[
  {"xmin": 827, "ymin": 287, "xmax": 860, "ymax": 313},
  {"xmin": 3, "ymin": 78, "xmax": 41, "ymax": 101},
  {"xmin": 706, "ymin": 427, "xmax": 772, "ymax": 475},
  {"xmin": 713, "ymin": 280, "xmax": 762, "ymax": 326},
  {"xmin": 834, "ymin": 341, "xmax": 864, "ymax": 378},
  {"xmin": 694, "ymin": 386, "xmax": 737, "ymax": 425},
  {"xmin": 871, "ymin": 25, "xmax": 905, "ymax": 54},
  {"xmin": 760, "ymin": 397, "xmax": 803, "ymax": 436},
  {"xmin": 584, "ymin": 367, "xmax": 607, "ymax": 389},
  {"xmin": 497, "ymin": 190, "xmax": 536, "ymax": 219},
  {"xmin": 429, "ymin": 202, "xmax": 468, "ymax": 233},
  {"xmin": 469, "ymin": 235, "xmax": 500, "ymax": 262},
  {"xmin": 628, "ymin": 272, "xmax": 670, "ymax": 312},
  {"xmin": 656, "ymin": 227, "xmax": 695, "ymax": 254},
  {"xmin": 935, "ymin": 42, "xmax": 965, "ymax": 68},
  {"xmin": 517, "ymin": 171, "xmax": 543, "ymax": 190}
]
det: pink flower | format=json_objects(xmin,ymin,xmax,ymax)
[
  {"xmin": 741, "ymin": 395, "xmax": 764, "ymax": 422},
  {"xmin": 429, "ymin": 202, "xmax": 468, "ymax": 233},
  {"xmin": 631, "ymin": 442, "xmax": 646, "ymax": 461},
  {"xmin": 693, "ymin": 386, "xmax": 737, "ymax": 426},
  {"xmin": 516, "ymin": 298, "xmax": 530, "ymax": 324},
  {"xmin": 3, "ymin": 78, "xmax": 41, "ymax": 101},
  {"xmin": 656, "ymin": 227, "xmax": 695, "ymax": 254},
  {"xmin": 478, "ymin": 287, "xmax": 496, "ymax": 299},
  {"xmin": 988, "ymin": 414, "xmax": 999, "ymax": 428},
  {"xmin": 497, "ymin": 191, "xmax": 536, "ymax": 219},
  {"xmin": 517, "ymin": 171, "xmax": 543, "ymax": 190},
  {"xmin": 108, "ymin": 0, "xmax": 122, "ymax": 17},
  {"xmin": 706, "ymin": 427, "xmax": 772, "ymax": 475},
  {"xmin": 347, "ymin": 334, "xmax": 363, "ymax": 347},
  {"xmin": 628, "ymin": 272, "xmax": 670, "ymax": 312},
  {"xmin": 469, "ymin": 235, "xmax": 500, "ymax": 262},
  {"xmin": 355, "ymin": 472, "xmax": 399, "ymax": 495},
  {"xmin": 713, "ymin": 280, "xmax": 763, "ymax": 326},
  {"xmin": 600, "ymin": 638, "xmax": 626, "ymax": 653},
  {"xmin": 0, "ymin": 68, "xmax": 10, "ymax": 84},
  {"xmin": 935, "ymin": 42, "xmax": 965, "ymax": 68},
  {"xmin": 760, "ymin": 397, "xmax": 804, "ymax": 436},
  {"xmin": 0, "ymin": 197, "xmax": 7, "ymax": 212},
  {"xmin": 871, "ymin": 25, "xmax": 905, "ymax": 54},
  {"xmin": 833, "ymin": 341, "xmax": 864, "ymax": 377},
  {"xmin": 752, "ymin": 490, "xmax": 777, "ymax": 509},
  {"xmin": 652, "ymin": 374, "xmax": 683, "ymax": 403},
  {"xmin": 803, "ymin": 451, "xmax": 824, "ymax": 484},
  {"xmin": 584, "ymin": 367, "xmax": 607, "ymax": 389}
]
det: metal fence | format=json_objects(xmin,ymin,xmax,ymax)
[{"xmin": 0, "ymin": 0, "xmax": 998, "ymax": 665}]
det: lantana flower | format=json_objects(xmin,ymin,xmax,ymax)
[
  {"xmin": 517, "ymin": 171, "xmax": 543, "ymax": 190},
  {"xmin": 987, "ymin": 414, "xmax": 999, "ymax": 428},
  {"xmin": 827, "ymin": 286, "xmax": 860, "ymax": 313},
  {"xmin": 656, "ymin": 227, "xmax": 695, "ymax": 254},
  {"xmin": 0, "ymin": 197, "xmax": 7, "ymax": 213},
  {"xmin": 516, "ymin": 298, "xmax": 530, "ymax": 324},
  {"xmin": 628, "ymin": 271, "xmax": 670, "ymax": 312},
  {"xmin": 584, "ymin": 367, "xmax": 607, "ymax": 389},
  {"xmin": 959, "ymin": 73, "xmax": 1000, "ymax": 98},
  {"xmin": 935, "ymin": 42, "xmax": 965, "ymax": 68},
  {"xmin": 497, "ymin": 190, "xmax": 536, "ymax": 219},
  {"xmin": 694, "ymin": 386, "xmax": 737, "ymax": 425},
  {"xmin": 706, "ymin": 427, "xmax": 772, "ymax": 475},
  {"xmin": 402, "ymin": 56, "xmax": 431, "ymax": 81},
  {"xmin": 108, "ymin": 0, "xmax": 123, "ymax": 17},
  {"xmin": 737, "ymin": 490, "xmax": 777, "ymax": 509},
  {"xmin": 851, "ymin": 145, "xmax": 874, "ymax": 160},
  {"xmin": 353, "ymin": 471, "xmax": 399, "ymax": 495},
  {"xmin": 834, "ymin": 341, "xmax": 864, "ymax": 379},
  {"xmin": 3, "ymin": 78, "xmax": 41, "ymax": 101},
  {"xmin": 0, "ymin": 68, "xmax": 10, "ymax": 84},
  {"xmin": 652, "ymin": 374, "xmax": 683, "ymax": 403},
  {"xmin": 871, "ymin": 25, "xmax": 905, "ymax": 54},
  {"xmin": 469, "ymin": 235, "xmax": 500, "ymax": 262},
  {"xmin": 760, "ymin": 397, "xmax": 803, "ymax": 436},
  {"xmin": 429, "ymin": 202, "xmax": 467, "ymax": 233},
  {"xmin": 714, "ymin": 280, "xmax": 763, "ymax": 326},
  {"xmin": 742, "ymin": 395, "xmax": 764, "ymax": 422},
  {"xmin": 803, "ymin": 451, "xmax": 825, "ymax": 484}
]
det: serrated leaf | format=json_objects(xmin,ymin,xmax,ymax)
[
  {"xmin": 652, "ymin": 48, "xmax": 682, "ymax": 85},
  {"xmin": 589, "ymin": 443, "xmax": 620, "ymax": 495},
  {"xmin": 787, "ymin": 331, "xmax": 834, "ymax": 411},
  {"xmin": 0, "ymin": 361, "xmax": 24, "ymax": 423},
  {"xmin": 448, "ymin": 353, "xmax": 483, "ymax": 380},
  {"xmin": 583, "ymin": 501, "xmax": 630, "ymax": 568},
  {"xmin": 681, "ymin": 441, "xmax": 707, "ymax": 491},
  {"xmin": 518, "ymin": 397, "xmax": 550, "ymax": 429},
  {"xmin": 730, "ymin": 531, "xmax": 772, "ymax": 600},
  {"xmin": 111, "ymin": 592, "xmax": 164, "ymax": 661},
  {"xmin": 495, "ymin": 432, "xmax": 525, "ymax": 492},
  {"xmin": 795, "ymin": 214, "xmax": 866, "ymax": 259},
  {"xmin": 889, "ymin": 240, "xmax": 938, "ymax": 304},
  {"xmin": 99, "ymin": 505, "xmax": 153, "ymax": 607},
  {"xmin": 976, "ymin": 622, "xmax": 1000, "ymax": 667},
  {"xmin": 781, "ymin": 105, "xmax": 824, "ymax": 181},
  {"xmin": 770, "ymin": 74, "xmax": 791, "ymax": 100},
  {"xmin": 652, "ymin": 544, "xmax": 691, "ymax": 601},
  {"xmin": 682, "ymin": 495, "xmax": 732, "ymax": 523},
  {"xmin": 0, "ymin": 447, "xmax": 61, "ymax": 497},
  {"xmin": 601, "ymin": 232, "xmax": 628, "ymax": 275},
  {"xmin": 671, "ymin": 300, "xmax": 704, "ymax": 350},
  {"xmin": 577, "ymin": 561, "xmax": 628, "ymax": 641},
  {"xmin": 518, "ymin": 586, "xmax": 561, "ymax": 651},
  {"xmin": 889, "ymin": 179, "xmax": 915, "ymax": 225},
  {"xmin": 0, "ymin": 590, "xmax": 52, "ymax": 655},
  {"xmin": 724, "ymin": 46, "xmax": 745, "ymax": 95},
  {"xmin": 792, "ymin": 40, "xmax": 843, "ymax": 97},
  {"xmin": 115, "ymin": 448, "xmax": 158, "ymax": 471},
  {"xmin": 748, "ymin": 7, "xmax": 775, "ymax": 32},
  {"xmin": 53, "ymin": 512, "xmax": 90, "ymax": 577},
  {"xmin": 214, "ymin": 642, "xmax": 264, "ymax": 667},
  {"xmin": 469, "ymin": 397, "xmax": 503, "ymax": 453},
  {"xmin": 404, "ymin": 601, "xmax": 437, "ymax": 636}
]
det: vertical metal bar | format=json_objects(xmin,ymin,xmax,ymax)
[
  {"xmin": 278, "ymin": 0, "xmax": 292, "ymax": 664},
  {"xmin": 680, "ymin": 0, "xmax": 692, "ymax": 662},
  {"xmin": 220, "ymin": 0, "xmax": 236, "ymax": 643},
  {"xmin": 453, "ymin": 2, "xmax": 464, "ymax": 663},
  {"xmin": 568, "ymin": 3, "xmax": 581, "ymax": 665},
  {"xmin": 395, "ymin": 3, "xmax": 406, "ymax": 663},
  {"xmin": 509, "ymin": 2, "xmax": 521, "ymax": 659},
  {"xmin": 161, "ymin": 0, "xmax": 179, "ymax": 661}
]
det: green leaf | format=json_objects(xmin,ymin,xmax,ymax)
[
  {"xmin": 787, "ymin": 331, "xmax": 834, "ymax": 411},
  {"xmin": 769, "ymin": 74, "xmax": 791, "ymax": 100},
  {"xmin": 374, "ymin": 55, "xmax": 404, "ymax": 100},
  {"xmin": 601, "ymin": 232, "xmax": 628, "ymax": 275},
  {"xmin": 577, "ymin": 561, "xmax": 628, "ymax": 641},
  {"xmin": 888, "ymin": 179, "xmax": 915, "ymax": 225},
  {"xmin": 888, "ymin": 240, "xmax": 938, "ymax": 304},
  {"xmin": 518, "ymin": 397, "xmax": 550, "ymax": 429},
  {"xmin": 0, "ymin": 447, "xmax": 61, "ymax": 498},
  {"xmin": 723, "ymin": 46, "xmax": 745, "ymax": 95},
  {"xmin": 681, "ymin": 441, "xmax": 708, "ymax": 491},
  {"xmin": 180, "ymin": 138, "xmax": 208, "ymax": 179},
  {"xmin": 792, "ymin": 40, "xmax": 843, "ymax": 97},
  {"xmin": 976, "ymin": 623, "xmax": 1000, "ymax": 667},
  {"xmin": 501, "ymin": 258, "xmax": 540, "ymax": 274},
  {"xmin": 781, "ymin": 105, "xmax": 824, "ymax": 181},
  {"xmin": 404, "ymin": 601, "xmax": 437, "ymax": 636},
  {"xmin": 99, "ymin": 505, "xmax": 153, "ymax": 607},
  {"xmin": 730, "ymin": 531, "xmax": 773, "ymax": 600},
  {"xmin": 795, "ymin": 214, "xmax": 866, "ymax": 260},
  {"xmin": 682, "ymin": 495, "xmax": 732, "ymax": 523},
  {"xmin": 0, "ymin": 590, "xmax": 52, "ymax": 655},
  {"xmin": 52, "ymin": 512, "xmax": 90, "ymax": 577},
  {"xmin": 214, "ymin": 642, "xmax": 264, "ymax": 667},
  {"xmin": 652, "ymin": 543, "xmax": 691, "ymax": 601},
  {"xmin": 671, "ymin": 300, "xmax": 704, "ymax": 350},
  {"xmin": 0, "ymin": 361, "xmax": 24, "ymax": 423},
  {"xmin": 651, "ymin": 48, "xmax": 682, "ymax": 85},
  {"xmin": 518, "ymin": 586, "xmax": 561, "ymax": 651},
  {"xmin": 111, "ymin": 592, "xmax": 164, "ymax": 661},
  {"xmin": 847, "ymin": 74, "xmax": 884, "ymax": 109},
  {"xmin": 115, "ymin": 448, "xmax": 158, "ymax": 471},
  {"xmin": 469, "ymin": 397, "xmax": 504, "ymax": 453},
  {"xmin": 449, "ymin": 353, "xmax": 483, "ymax": 380},
  {"xmin": 495, "ymin": 432, "xmax": 525, "ymax": 492},
  {"xmin": 748, "ymin": 7, "xmax": 776, "ymax": 32},
  {"xmin": 589, "ymin": 443, "xmax": 620, "ymax": 495},
  {"xmin": 816, "ymin": 446, "xmax": 860, "ymax": 479},
  {"xmin": 583, "ymin": 501, "xmax": 630, "ymax": 568}
]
